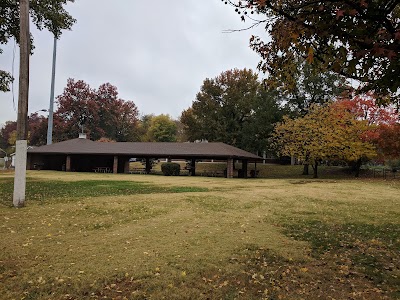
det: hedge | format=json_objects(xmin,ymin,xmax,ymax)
[{"xmin": 161, "ymin": 162, "xmax": 180, "ymax": 176}]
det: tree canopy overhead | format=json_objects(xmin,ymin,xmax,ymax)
[
  {"xmin": 225, "ymin": 0, "xmax": 400, "ymax": 103},
  {"xmin": 0, "ymin": 0, "xmax": 76, "ymax": 91}
]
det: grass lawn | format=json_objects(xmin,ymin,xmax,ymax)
[{"xmin": 0, "ymin": 167, "xmax": 399, "ymax": 299}]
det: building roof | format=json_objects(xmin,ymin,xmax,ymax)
[{"xmin": 28, "ymin": 138, "xmax": 262, "ymax": 160}]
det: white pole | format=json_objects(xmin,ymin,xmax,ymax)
[
  {"xmin": 47, "ymin": 36, "xmax": 57, "ymax": 145},
  {"xmin": 13, "ymin": 140, "xmax": 28, "ymax": 204}
]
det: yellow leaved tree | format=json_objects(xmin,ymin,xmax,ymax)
[{"xmin": 273, "ymin": 104, "xmax": 377, "ymax": 178}]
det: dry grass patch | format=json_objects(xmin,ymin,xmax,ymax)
[{"xmin": 0, "ymin": 171, "xmax": 399, "ymax": 299}]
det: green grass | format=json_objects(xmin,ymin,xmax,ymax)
[
  {"xmin": 283, "ymin": 220, "xmax": 400, "ymax": 293},
  {"xmin": 0, "ymin": 168, "xmax": 399, "ymax": 299},
  {"xmin": 284, "ymin": 220, "xmax": 400, "ymax": 254},
  {"xmin": 0, "ymin": 177, "xmax": 208, "ymax": 206}
]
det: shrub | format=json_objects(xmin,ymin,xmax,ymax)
[{"xmin": 161, "ymin": 162, "xmax": 180, "ymax": 176}]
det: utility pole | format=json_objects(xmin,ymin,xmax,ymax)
[
  {"xmin": 13, "ymin": 0, "xmax": 30, "ymax": 207},
  {"xmin": 47, "ymin": 36, "xmax": 57, "ymax": 145}
]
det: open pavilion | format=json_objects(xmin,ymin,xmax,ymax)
[{"xmin": 27, "ymin": 135, "xmax": 262, "ymax": 178}]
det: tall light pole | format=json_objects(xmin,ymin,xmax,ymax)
[
  {"xmin": 13, "ymin": 0, "xmax": 30, "ymax": 207},
  {"xmin": 47, "ymin": 36, "xmax": 57, "ymax": 145}
]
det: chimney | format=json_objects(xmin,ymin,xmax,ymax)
[{"xmin": 78, "ymin": 133, "xmax": 87, "ymax": 139}]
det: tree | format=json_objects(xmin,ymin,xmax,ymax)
[
  {"xmin": 0, "ymin": 0, "xmax": 76, "ymax": 92},
  {"xmin": 54, "ymin": 79, "xmax": 97, "ymax": 140},
  {"xmin": 113, "ymin": 100, "xmax": 140, "ymax": 142},
  {"xmin": 180, "ymin": 108, "xmax": 201, "ymax": 141},
  {"xmin": 332, "ymin": 93, "xmax": 399, "ymax": 126},
  {"xmin": 0, "ymin": 121, "xmax": 17, "ymax": 151},
  {"xmin": 1, "ymin": 113, "xmax": 47, "ymax": 147},
  {"xmin": 273, "ymin": 104, "xmax": 377, "ymax": 177},
  {"xmin": 174, "ymin": 119, "xmax": 186, "ymax": 142},
  {"xmin": 146, "ymin": 114, "xmax": 177, "ymax": 142},
  {"xmin": 332, "ymin": 93, "xmax": 400, "ymax": 161},
  {"xmin": 95, "ymin": 83, "xmax": 139, "ymax": 142},
  {"xmin": 7, "ymin": 130, "xmax": 17, "ymax": 147},
  {"xmin": 0, "ymin": 112, "xmax": 48, "ymax": 150},
  {"xmin": 181, "ymin": 68, "xmax": 282, "ymax": 152},
  {"xmin": 183, "ymin": 69, "xmax": 260, "ymax": 148},
  {"xmin": 136, "ymin": 114, "xmax": 154, "ymax": 141},
  {"xmin": 280, "ymin": 59, "xmax": 348, "ymax": 116},
  {"xmin": 375, "ymin": 124, "xmax": 400, "ymax": 160},
  {"xmin": 239, "ymin": 87, "xmax": 284, "ymax": 153},
  {"xmin": 226, "ymin": 0, "xmax": 400, "ymax": 103},
  {"xmin": 54, "ymin": 79, "xmax": 139, "ymax": 142},
  {"xmin": 27, "ymin": 112, "xmax": 48, "ymax": 146}
]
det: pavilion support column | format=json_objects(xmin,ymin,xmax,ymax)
[
  {"xmin": 26, "ymin": 153, "xmax": 31, "ymax": 170},
  {"xmin": 227, "ymin": 158, "xmax": 234, "ymax": 178},
  {"xmin": 66, "ymin": 155, "xmax": 71, "ymax": 172},
  {"xmin": 113, "ymin": 156, "xmax": 118, "ymax": 174},
  {"xmin": 145, "ymin": 158, "xmax": 151, "ymax": 174},
  {"xmin": 124, "ymin": 158, "xmax": 130, "ymax": 174},
  {"xmin": 242, "ymin": 159, "xmax": 248, "ymax": 178},
  {"xmin": 191, "ymin": 158, "xmax": 196, "ymax": 176}
]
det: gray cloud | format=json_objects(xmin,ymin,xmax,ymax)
[{"xmin": 0, "ymin": 0, "xmax": 266, "ymax": 125}]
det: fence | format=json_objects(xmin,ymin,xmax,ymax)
[{"xmin": 373, "ymin": 168, "xmax": 398, "ymax": 179}]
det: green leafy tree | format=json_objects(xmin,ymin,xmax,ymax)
[
  {"xmin": 181, "ymin": 68, "xmax": 282, "ymax": 152},
  {"xmin": 226, "ymin": 0, "xmax": 399, "ymax": 103},
  {"xmin": 183, "ymin": 69, "xmax": 260, "ymax": 147},
  {"xmin": 281, "ymin": 60, "xmax": 348, "ymax": 116},
  {"xmin": 0, "ymin": 0, "xmax": 76, "ymax": 91},
  {"xmin": 147, "ymin": 114, "xmax": 177, "ymax": 142},
  {"xmin": 240, "ymin": 87, "xmax": 284, "ymax": 154},
  {"xmin": 180, "ymin": 108, "xmax": 200, "ymax": 141},
  {"xmin": 137, "ymin": 114, "xmax": 154, "ymax": 141}
]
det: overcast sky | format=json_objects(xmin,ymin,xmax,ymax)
[{"xmin": 0, "ymin": 0, "xmax": 266, "ymax": 126}]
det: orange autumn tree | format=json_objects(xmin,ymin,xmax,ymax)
[
  {"xmin": 332, "ymin": 93, "xmax": 400, "ymax": 162},
  {"xmin": 273, "ymin": 103, "xmax": 377, "ymax": 178},
  {"xmin": 332, "ymin": 93, "xmax": 398, "ymax": 126},
  {"xmin": 375, "ymin": 124, "xmax": 400, "ymax": 161}
]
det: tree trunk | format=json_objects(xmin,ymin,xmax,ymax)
[
  {"xmin": 354, "ymin": 158, "xmax": 362, "ymax": 178},
  {"xmin": 312, "ymin": 161, "xmax": 318, "ymax": 178},
  {"xmin": 302, "ymin": 164, "xmax": 309, "ymax": 175}
]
